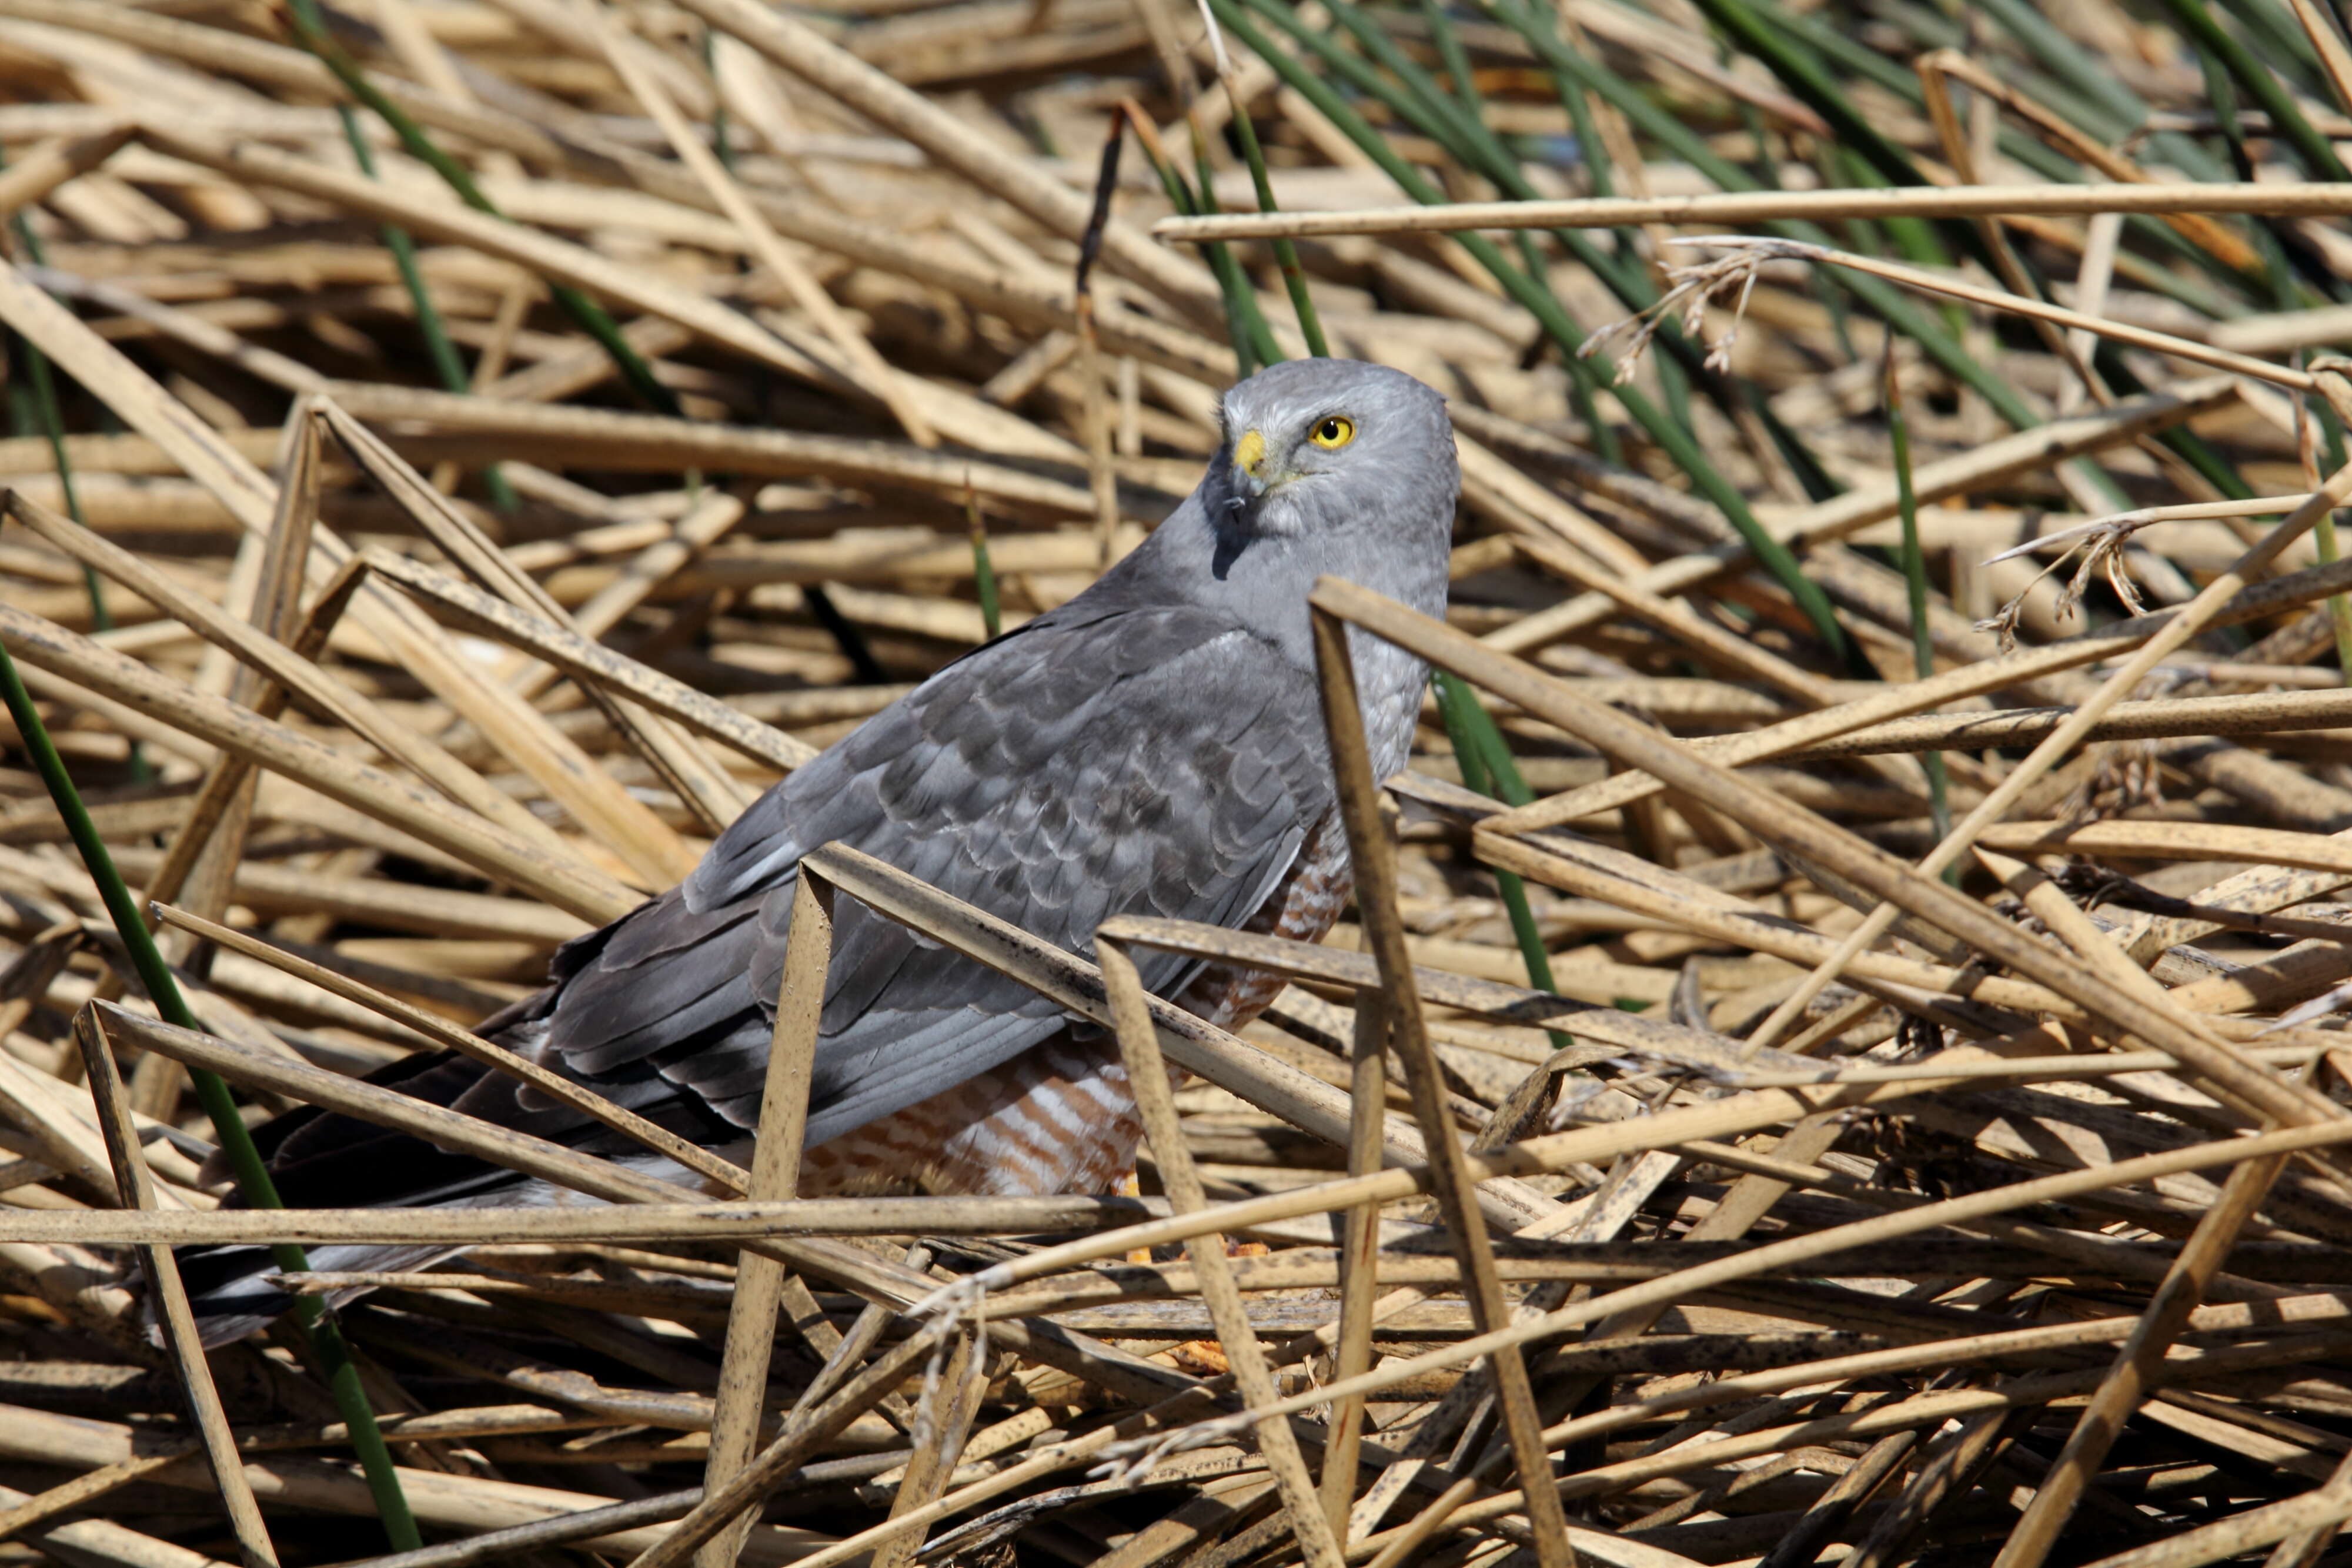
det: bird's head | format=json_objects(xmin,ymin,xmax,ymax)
[{"xmin": 1212, "ymin": 359, "xmax": 1458, "ymax": 543}]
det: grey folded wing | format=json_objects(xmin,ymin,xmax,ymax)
[{"xmin": 506, "ymin": 601, "xmax": 1337, "ymax": 1151}]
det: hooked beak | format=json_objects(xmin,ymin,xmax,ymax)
[{"xmin": 1232, "ymin": 428, "xmax": 1268, "ymax": 493}]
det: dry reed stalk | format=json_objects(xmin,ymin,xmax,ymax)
[
  {"xmin": 1156, "ymin": 182, "xmax": 2352, "ymax": 242},
  {"xmin": 16, "ymin": 4, "xmax": 2352, "ymax": 1565}
]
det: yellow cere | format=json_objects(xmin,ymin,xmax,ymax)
[
  {"xmin": 1234, "ymin": 428, "xmax": 1267, "ymax": 474},
  {"xmin": 1310, "ymin": 415, "xmax": 1355, "ymax": 449}
]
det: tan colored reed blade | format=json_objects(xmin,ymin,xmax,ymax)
[
  {"xmin": 696, "ymin": 871, "xmax": 826, "ymax": 1568},
  {"xmin": 674, "ymin": 0, "xmax": 1224, "ymax": 320},
  {"xmin": 1153, "ymin": 180, "xmax": 2352, "ymax": 242},
  {"xmin": 806, "ymin": 845, "xmax": 1562, "ymax": 1226},
  {"xmin": 575, "ymin": 0, "xmax": 936, "ymax": 449},
  {"xmin": 1100, "ymin": 937, "xmax": 1348, "ymax": 1568},
  {"xmin": 309, "ymin": 404, "xmax": 703, "ymax": 881},
  {"xmin": 1308, "ymin": 601, "xmax": 1579, "ymax": 1568},
  {"xmin": 4, "ymin": 492, "xmax": 559, "ymax": 850},
  {"xmin": 0, "ymin": 601, "xmax": 639, "ymax": 920},
  {"xmin": 352, "ymin": 546, "xmax": 815, "ymax": 772},
  {"xmin": 1319, "ymin": 987, "xmax": 1385, "ymax": 1537},
  {"xmin": 1483, "ymin": 376, "xmax": 2237, "ymax": 657},
  {"xmin": 1752, "ymin": 427, "xmax": 2352, "ymax": 1047},
  {"xmin": 1317, "ymin": 579, "xmax": 2345, "ymax": 1124},
  {"xmin": 74, "ymin": 1008, "xmax": 278, "ymax": 1568},
  {"xmin": 0, "ymin": 124, "xmax": 136, "ymax": 225},
  {"xmin": 1993, "ymin": 1149, "xmax": 2294, "ymax": 1568}
]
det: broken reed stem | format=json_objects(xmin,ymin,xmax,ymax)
[
  {"xmin": 694, "ymin": 871, "xmax": 824, "ymax": 1568},
  {"xmin": 1100, "ymin": 937, "xmax": 1345, "ymax": 1566},
  {"xmin": 75, "ymin": 1009, "xmax": 279, "ymax": 1568},
  {"xmin": 1993, "ymin": 1146, "xmax": 2294, "ymax": 1568},
  {"xmin": 1309, "ymin": 603, "xmax": 1579, "ymax": 1568}
]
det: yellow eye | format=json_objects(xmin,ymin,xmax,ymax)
[{"xmin": 1310, "ymin": 415, "xmax": 1355, "ymax": 450}]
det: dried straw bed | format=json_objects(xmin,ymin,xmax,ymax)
[{"xmin": 11, "ymin": 2, "xmax": 2352, "ymax": 1568}]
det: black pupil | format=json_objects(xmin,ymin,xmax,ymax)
[{"xmin": 1321, "ymin": 420, "xmax": 1341, "ymax": 440}]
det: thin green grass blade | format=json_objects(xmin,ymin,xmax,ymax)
[
  {"xmin": 1687, "ymin": 0, "xmax": 1955, "ymax": 266},
  {"xmin": 338, "ymin": 108, "xmax": 518, "ymax": 511},
  {"xmin": 2094, "ymin": 342, "xmax": 2257, "ymax": 501},
  {"xmin": 282, "ymin": 0, "xmax": 688, "ymax": 420},
  {"xmin": 1970, "ymin": 0, "xmax": 2247, "ymax": 194},
  {"xmin": 1469, "ymin": 0, "xmax": 2040, "ymax": 430},
  {"xmin": 1186, "ymin": 127, "xmax": 1284, "ymax": 369},
  {"xmin": 1433, "ymin": 0, "xmax": 1704, "ymax": 433},
  {"xmin": 1884, "ymin": 357, "xmax": 1952, "ymax": 861},
  {"xmin": 1222, "ymin": 89, "xmax": 1329, "ymax": 357},
  {"xmin": 1421, "ymin": 0, "xmax": 1482, "ymax": 116},
  {"xmin": 1124, "ymin": 105, "xmax": 1264, "ymax": 376},
  {"xmin": 1472, "ymin": 0, "xmax": 2139, "ymax": 518},
  {"xmin": 1262, "ymin": 0, "xmax": 1660, "ymax": 409},
  {"xmin": 1431, "ymin": 673, "xmax": 1568, "ymax": 1044},
  {"xmin": 2306, "ymin": 394, "xmax": 2352, "ymax": 683},
  {"xmin": 966, "ymin": 483, "xmax": 1002, "ymax": 641},
  {"xmin": 4, "ymin": 349, "xmax": 147, "ymax": 787},
  {"xmin": 287, "ymin": 1, "xmax": 890, "ymax": 674},
  {"xmin": 703, "ymin": 27, "xmax": 734, "ymax": 169},
  {"xmin": 2207, "ymin": 0, "xmax": 2324, "ymax": 80},
  {"xmin": 2314, "ymin": 509, "xmax": 2352, "ymax": 683},
  {"xmin": 0, "ymin": 145, "xmax": 138, "ymax": 703}
]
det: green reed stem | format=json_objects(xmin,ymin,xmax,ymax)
[
  {"xmin": 966, "ymin": 485, "xmax": 1002, "ymax": 641},
  {"xmin": 704, "ymin": 28, "xmax": 734, "ymax": 170},
  {"xmin": 2307, "ymin": 399, "xmax": 2352, "ymax": 682},
  {"xmin": 1884, "ymin": 357, "xmax": 1952, "ymax": 861},
  {"xmin": 1431, "ymin": 673, "xmax": 1568, "ymax": 1045},
  {"xmin": 1124, "ymin": 105, "xmax": 1275, "ymax": 373},
  {"xmin": 0, "ymin": 169, "xmax": 122, "ymax": 635},
  {"xmin": 286, "ymin": 2, "xmax": 894, "ymax": 672},
  {"xmin": 0, "ymin": 151, "xmax": 147, "ymax": 781},
  {"xmin": 1418, "ymin": 0, "xmax": 1628, "ymax": 456},
  {"xmin": 1222, "ymin": 83, "xmax": 1328, "ymax": 357},
  {"xmin": 2161, "ymin": 0, "xmax": 2352, "ymax": 183},
  {"xmin": 337, "ymin": 108, "xmax": 517, "ymax": 511},
  {"xmin": 1185, "ymin": 130, "xmax": 1284, "ymax": 369}
]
